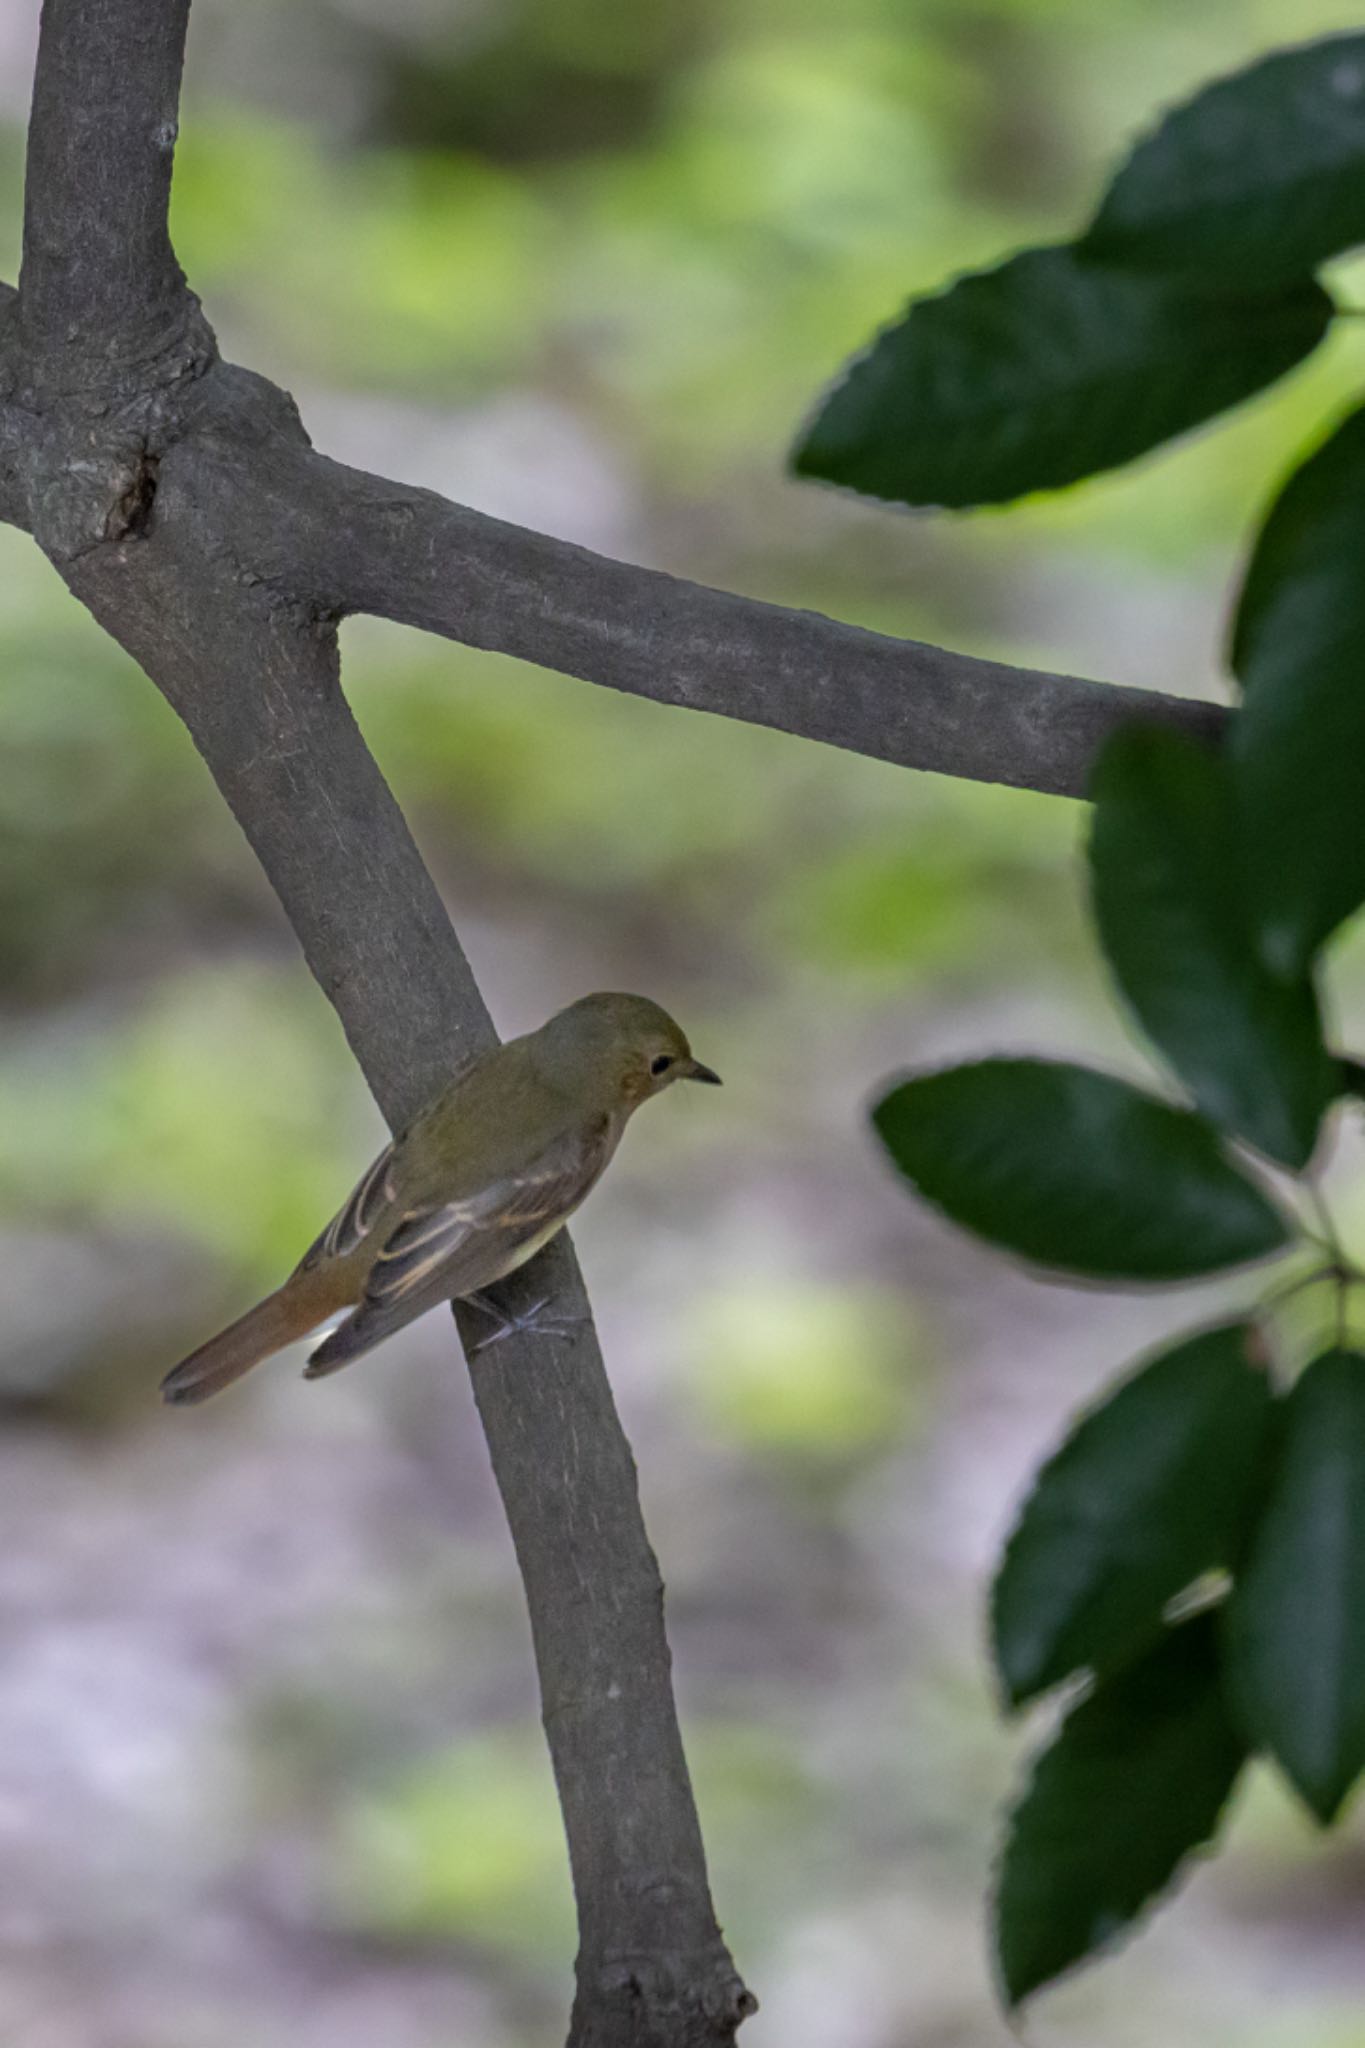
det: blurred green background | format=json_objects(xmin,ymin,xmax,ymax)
[{"xmin": 4, "ymin": 1, "xmax": 1365, "ymax": 2043}]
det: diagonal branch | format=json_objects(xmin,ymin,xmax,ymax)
[
  {"xmin": 13, "ymin": 1, "xmax": 751, "ymax": 2039},
  {"xmin": 0, "ymin": 282, "xmax": 22, "ymax": 526},
  {"xmin": 277, "ymin": 450, "xmax": 1228, "ymax": 801},
  {"xmin": 58, "ymin": 492, "xmax": 752, "ymax": 2044}
]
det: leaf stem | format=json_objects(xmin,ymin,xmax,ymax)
[
  {"xmin": 1278, "ymin": 1186, "xmax": 1363, "ymax": 1354},
  {"xmin": 1259, "ymin": 1261, "xmax": 1339, "ymax": 1317},
  {"xmin": 1308, "ymin": 1184, "xmax": 1349, "ymax": 1267}
]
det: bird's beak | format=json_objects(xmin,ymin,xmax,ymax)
[{"xmin": 683, "ymin": 1058, "xmax": 722, "ymax": 1085}]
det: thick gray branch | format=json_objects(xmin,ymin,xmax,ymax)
[
  {"xmin": 57, "ymin": 487, "xmax": 751, "ymax": 2044},
  {"xmin": 0, "ymin": 282, "xmax": 22, "ymax": 525},
  {"xmin": 0, "ymin": 348, "xmax": 1229, "ymax": 801},
  {"xmin": 282, "ymin": 452, "xmax": 1228, "ymax": 800},
  {"xmin": 12, "ymin": 0, "xmax": 752, "ymax": 2036},
  {"xmin": 20, "ymin": 0, "xmax": 206, "ymax": 383}
]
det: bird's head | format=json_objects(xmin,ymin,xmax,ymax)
[{"xmin": 536, "ymin": 992, "xmax": 722, "ymax": 1108}]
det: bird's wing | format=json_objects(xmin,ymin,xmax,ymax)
[
  {"xmin": 303, "ymin": 1115, "xmax": 614, "ymax": 1378},
  {"xmin": 297, "ymin": 1139, "xmax": 399, "ymax": 1271},
  {"xmin": 367, "ymin": 1116, "xmax": 613, "ymax": 1309},
  {"xmin": 296, "ymin": 1050, "xmax": 488, "ymax": 1276}
]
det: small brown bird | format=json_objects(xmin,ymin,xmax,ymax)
[{"xmin": 160, "ymin": 992, "xmax": 720, "ymax": 1406}]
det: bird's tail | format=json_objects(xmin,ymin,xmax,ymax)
[{"xmin": 160, "ymin": 1279, "xmax": 334, "ymax": 1407}]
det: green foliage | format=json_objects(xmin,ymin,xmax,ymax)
[
  {"xmin": 1088, "ymin": 726, "xmax": 1334, "ymax": 1167},
  {"xmin": 333, "ymin": 1731, "xmax": 575, "ymax": 1957},
  {"xmin": 0, "ymin": 964, "xmax": 364, "ymax": 1279},
  {"xmin": 794, "ymin": 29, "xmax": 1365, "ymax": 513},
  {"xmin": 1084, "ymin": 34, "xmax": 1365, "ymax": 286},
  {"xmin": 329, "ymin": 1716, "xmax": 822, "ymax": 1965},
  {"xmin": 992, "ymin": 1325, "xmax": 1274, "ymax": 1709},
  {"xmin": 765, "ymin": 777, "xmax": 1079, "ymax": 988},
  {"xmin": 995, "ymin": 1612, "xmax": 1247, "ymax": 2007},
  {"xmin": 689, "ymin": 1282, "xmax": 924, "ymax": 1461},
  {"xmin": 1231, "ymin": 405, "xmax": 1365, "ymax": 977},
  {"xmin": 0, "ymin": 610, "xmax": 240, "ymax": 998},
  {"xmin": 1228, "ymin": 1351, "xmax": 1365, "ymax": 1823},
  {"xmin": 798, "ymin": 22, "xmax": 1365, "ymax": 2012},
  {"xmin": 873, "ymin": 1060, "xmax": 1289, "ymax": 1281},
  {"xmin": 173, "ymin": 120, "xmax": 551, "ymax": 391},
  {"xmin": 792, "ymin": 247, "xmax": 1330, "ymax": 508}
]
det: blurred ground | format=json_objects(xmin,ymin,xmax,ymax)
[{"xmin": 3, "ymin": 0, "xmax": 1365, "ymax": 2043}]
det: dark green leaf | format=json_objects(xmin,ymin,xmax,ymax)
[
  {"xmin": 996, "ymin": 1612, "xmax": 1246, "ymax": 2006},
  {"xmin": 1085, "ymin": 34, "xmax": 1365, "ymax": 286},
  {"xmin": 873, "ymin": 1059, "xmax": 1289, "ymax": 1281},
  {"xmin": 791, "ymin": 246, "xmax": 1331, "ymax": 508},
  {"xmin": 1089, "ymin": 725, "xmax": 1334, "ymax": 1167},
  {"xmin": 1227, "ymin": 1349, "xmax": 1365, "ymax": 1822},
  {"xmin": 1230, "ymin": 405, "xmax": 1365, "ymax": 977},
  {"xmin": 993, "ymin": 1324, "xmax": 1273, "ymax": 1708}
]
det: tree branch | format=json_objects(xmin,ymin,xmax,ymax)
[
  {"xmin": 3, "ymin": 2, "xmax": 1241, "ymax": 2031},
  {"xmin": 0, "ymin": 282, "xmax": 23, "ymax": 527},
  {"xmin": 0, "ymin": 310, "xmax": 1229, "ymax": 803},
  {"xmin": 12, "ymin": 1, "xmax": 751, "ymax": 2039},
  {"xmin": 285, "ymin": 451, "xmax": 1228, "ymax": 800},
  {"xmin": 20, "ymin": 0, "xmax": 208, "ymax": 381},
  {"xmin": 58, "ymin": 475, "xmax": 752, "ymax": 2045}
]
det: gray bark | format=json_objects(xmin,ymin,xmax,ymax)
[
  {"xmin": 1, "ymin": 1, "xmax": 1228, "ymax": 2040},
  {"xmin": 9, "ymin": 4, "xmax": 752, "ymax": 2041},
  {"xmin": 240, "ymin": 443, "xmax": 1226, "ymax": 799}
]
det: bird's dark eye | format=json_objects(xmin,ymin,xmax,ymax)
[{"xmin": 651, "ymin": 1054, "xmax": 675, "ymax": 1076}]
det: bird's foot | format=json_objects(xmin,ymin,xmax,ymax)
[{"xmin": 464, "ymin": 1290, "xmax": 585, "ymax": 1355}]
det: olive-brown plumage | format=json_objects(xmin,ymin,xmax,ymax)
[{"xmin": 160, "ymin": 993, "xmax": 720, "ymax": 1405}]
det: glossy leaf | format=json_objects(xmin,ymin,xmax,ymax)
[
  {"xmin": 1085, "ymin": 34, "xmax": 1365, "ymax": 286},
  {"xmin": 873, "ymin": 1059, "xmax": 1289, "ymax": 1281},
  {"xmin": 792, "ymin": 246, "xmax": 1331, "ymax": 508},
  {"xmin": 1230, "ymin": 405, "xmax": 1365, "ymax": 977},
  {"xmin": 1228, "ymin": 1350, "xmax": 1365, "ymax": 1822},
  {"xmin": 993, "ymin": 1324, "xmax": 1273, "ymax": 1707},
  {"xmin": 996, "ymin": 1613, "xmax": 1246, "ymax": 2006},
  {"xmin": 1089, "ymin": 725, "xmax": 1334, "ymax": 1167}
]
